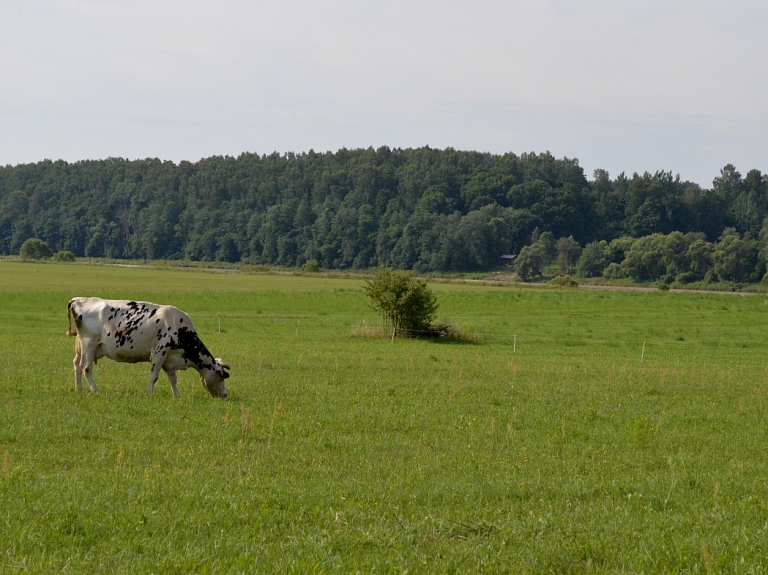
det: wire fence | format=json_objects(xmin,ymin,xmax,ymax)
[{"xmin": 203, "ymin": 312, "xmax": 767, "ymax": 356}]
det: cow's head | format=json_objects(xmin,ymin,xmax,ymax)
[{"xmin": 201, "ymin": 358, "xmax": 230, "ymax": 399}]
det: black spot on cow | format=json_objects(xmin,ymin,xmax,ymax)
[{"xmin": 174, "ymin": 326, "xmax": 214, "ymax": 370}]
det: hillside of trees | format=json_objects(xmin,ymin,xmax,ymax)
[{"xmin": 1, "ymin": 147, "xmax": 767, "ymax": 283}]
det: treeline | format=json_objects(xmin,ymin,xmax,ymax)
[
  {"xmin": 516, "ymin": 229, "xmax": 768, "ymax": 285},
  {"xmin": 0, "ymin": 147, "xmax": 766, "ymax": 278}
]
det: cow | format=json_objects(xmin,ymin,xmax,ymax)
[{"xmin": 66, "ymin": 297, "xmax": 230, "ymax": 398}]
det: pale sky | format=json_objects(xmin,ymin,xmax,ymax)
[{"xmin": 2, "ymin": 0, "xmax": 766, "ymax": 187}]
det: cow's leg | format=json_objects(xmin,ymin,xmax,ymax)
[
  {"xmin": 147, "ymin": 351, "xmax": 166, "ymax": 395},
  {"xmin": 73, "ymin": 337, "xmax": 83, "ymax": 392},
  {"xmin": 164, "ymin": 368, "xmax": 180, "ymax": 397},
  {"xmin": 79, "ymin": 340, "xmax": 99, "ymax": 393}
]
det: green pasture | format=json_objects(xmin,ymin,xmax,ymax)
[{"xmin": 2, "ymin": 262, "xmax": 768, "ymax": 573}]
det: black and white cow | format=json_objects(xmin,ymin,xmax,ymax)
[{"xmin": 66, "ymin": 297, "xmax": 230, "ymax": 398}]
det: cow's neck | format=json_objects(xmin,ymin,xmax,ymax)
[{"xmin": 176, "ymin": 327, "xmax": 217, "ymax": 372}]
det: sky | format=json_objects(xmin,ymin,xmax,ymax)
[{"xmin": 1, "ymin": 0, "xmax": 766, "ymax": 188}]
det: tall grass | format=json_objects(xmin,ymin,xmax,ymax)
[{"xmin": 2, "ymin": 262, "xmax": 768, "ymax": 572}]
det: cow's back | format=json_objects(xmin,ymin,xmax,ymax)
[{"xmin": 71, "ymin": 298, "xmax": 169, "ymax": 362}]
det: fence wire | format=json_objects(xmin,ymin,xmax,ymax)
[{"xmin": 202, "ymin": 313, "xmax": 765, "ymax": 354}]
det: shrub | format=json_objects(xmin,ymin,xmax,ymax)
[
  {"xmin": 549, "ymin": 275, "xmax": 579, "ymax": 288},
  {"xmin": 54, "ymin": 250, "xmax": 76, "ymax": 262},
  {"xmin": 363, "ymin": 267, "xmax": 438, "ymax": 337},
  {"xmin": 303, "ymin": 259, "xmax": 320, "ymax": 273},
  {"xmin": 19, "ymin": 238, "xmax": 53, "ymax": 260}
]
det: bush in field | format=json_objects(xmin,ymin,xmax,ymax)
[
  {"xmin": 19, "ymin": 238, "xmax": 53, "ymax": 260},
  {"xmin": 54, "ymin": 250, "xmax": 76, "ymax": 262},
  {"xmin": 549, "ymin": 275, "xmax": 579, "ymax": 288},
  {"xmin": 363, "ymin": 267, "xmax": 438, "ymax": 337}
]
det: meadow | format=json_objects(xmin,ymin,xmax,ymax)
[{"xmin": 2, "ymin": 261, "xmax": 768, "ymax": 573}]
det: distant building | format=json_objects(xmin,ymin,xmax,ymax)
[{"xmin": 499, "ymin": 254, "xmax": 516, "ymax": 266}]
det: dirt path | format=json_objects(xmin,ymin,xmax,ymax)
[{"xmin": 577, "ymin": 284, "xmax": 753, "ymax": 296}]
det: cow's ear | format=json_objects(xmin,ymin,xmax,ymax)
[
  {"xmin": 221, "ymin": 371, "xmax": 230, "ymax": 379},
  {"xmin": 216, "ymin": 358, "xmax": 231, "ymax": 370}
]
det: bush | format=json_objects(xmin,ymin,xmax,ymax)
[
  {"xmin": 363, "ymin": 267, "xmax": 438, "ymax": 337},
  {"xmin": 54, "ymin": 250, "xmax": 76, "ymax": 262},
  {"xmin": 303, "ymin": 259, "xmax": 320, "ymax": 273},
  {"xmin": 19, "ymin": 238, "xmax": 53, "ymax": 260},
  {"xmin": 549, "ymin": 275, "xmax": 579, "ymax": 288}
]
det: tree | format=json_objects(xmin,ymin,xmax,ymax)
[
  {"xmin": 556, "ymin": 236, "xmax": 582, "ymax": 274},
  {"xmin": 2, "ymin": 150, "xmax": 766, "ymax": 276},
  {"xmin": 621, "ymin": 234, "xmax": 668, "ymax": 282},
  {"xmin": 538, "ymin": 230, "xmax": 557, "ymax": 264},
  {"xmin": 514, "ymin": 243, "xmax": 547, "ymax": 279},
  {"xmin": 686, "ymin": 238, "xmax": 714, "ymax": 280},
  {"xmin": 363, "ymin": 267, "xmax": 438, "ymax": 337},
  {"xmin": 19, "ymin": 238, "xmax": 53, "ymax": 260},
  {"xmin": 577, "ymin": 240, "xmax": 608, "ymax": 278},
  {"xmin": 712, "ymin": 230, "xmax": 759, "ymax": 283}
]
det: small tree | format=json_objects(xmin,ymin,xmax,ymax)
[
  {"xmin": 363, "ymin": 267, "xmax": 438, "ymax": 337},
  {"xmin": 20, "ymin": 238, "xmax": 53, "ymax": 260}
]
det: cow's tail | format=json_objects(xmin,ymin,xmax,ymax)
[{"xmin": 66, "ymin": 299, "xmax": 77, "ymax": 337}]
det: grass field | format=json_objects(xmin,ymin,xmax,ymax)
[{"xmin": 2, "ymin": 261, "xmax": 768, "ymax": 573}]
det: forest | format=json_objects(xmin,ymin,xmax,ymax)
[{"xmin": 1, "ymin": 147, "xmax": 767, "ymax": 284}]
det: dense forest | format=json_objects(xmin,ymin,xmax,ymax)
[{"xmin": 1, "ymin": 147, "xmax": 767, "ymax": 283}]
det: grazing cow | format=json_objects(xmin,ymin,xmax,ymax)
[{"xmin": 66, "ymin": 297, "xmax": 230, "ymax": 398}]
